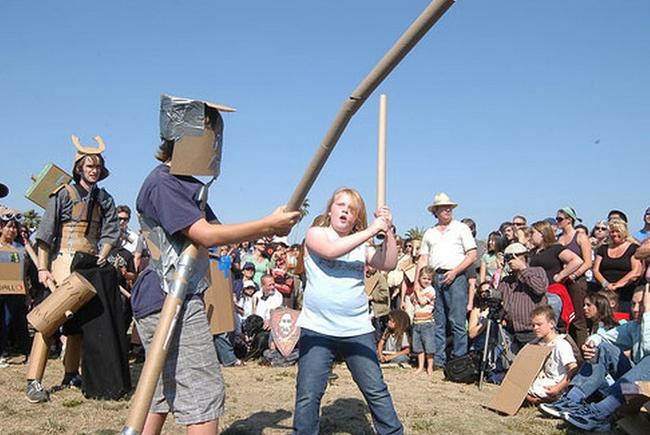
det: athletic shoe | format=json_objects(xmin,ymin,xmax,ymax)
[
  {"xmin": 563, "ymin": 403, "xmax": 611, "ymax": 432},
  {"xmin": 60, "ymin": 372, "xmax": 83, "ymax": 389},
  {"xmin": 538, "ymin": 396, "xmax": 584, "ymax": 419},
  {"xmin": 26, "ymin": 380, "xmax": 49, "ymax": 403},
  {"xmin": 0, "ymin": 357, "xmax": 8, "ymax": 368}
]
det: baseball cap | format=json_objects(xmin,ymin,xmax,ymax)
[
  {"xmin": 243, "ymin": 262, "xmax": 255, "ymax": 270},
  {"xmin": 243, "ymin": 280, "xmax": 256, "ymax": 289}
]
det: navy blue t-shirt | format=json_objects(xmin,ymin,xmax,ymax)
[{"xmin": 130, "ymin": 164, "xmax": 216, "ymax": 319}]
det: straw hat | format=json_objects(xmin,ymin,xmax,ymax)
[{"xmin": 427, "ymin": 192, "xmax": 458, "ymax": 213}]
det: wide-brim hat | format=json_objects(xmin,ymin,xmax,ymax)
[
  {"xmin": 72, "ymin": 135, "xmax": 110, "ymax": 181},
  {"xmin": 427, "ymin": 192, "xmax": 458, "ymax": 213}
]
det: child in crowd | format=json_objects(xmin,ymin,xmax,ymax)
[
  {"xmin": 236, "ymin": 280, "xmax": 257, "ymax": 328},
  {"xmin": 583, "ymin": 292, "xmax": 619, "ymax": 336},
  {"xmin": 527, "ymin": 305, "xmax": 578, "ymax": 404},
  {"xmin": 600, "ymin": 288, "xmax": 630, "ymax": 323},
  {"xmin": 293, "ymin": 187, "xmax": 403, "ymax": 434},
  {"xmin": 377, "ymin": 309, "xmax": 411, "ymax": 367},
  {"xmin": 412, "ymin": 265, "xmax": 436, "ymax": 375}
]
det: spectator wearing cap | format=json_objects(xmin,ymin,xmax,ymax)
[
  {"xmin": 242, "ymin": 239, "xmax": 271, "ymax": 287},
  {"xmin": 557, "ymin": 207, "xmax": 593, "ymax": 348},
  {"xmin": 632, "ymin": 206, "xmax": 650, "ymax": 243},
  {"xmin": 497, "ymin": 242, "xmax": 549, "ymax": 352},
  {"xmin": 415, "ymin": 192, "xmax": 477, "ymax": 369}
]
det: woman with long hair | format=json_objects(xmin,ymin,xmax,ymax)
[
  {"xmin": 529, "ymin": 221, "xmax": 583, "ymax": 334},
  {"xmin": 583, "ymin": 292, "xmax": 618, "ymax": 336},
  {"xmin": 556, "ymin": 207, "xmax": 592, "ymax": 347},
  {"xmin": 592, "ymin": 218, "xmax": 643, "ymax": 312}
]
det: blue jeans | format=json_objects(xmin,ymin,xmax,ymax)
[
  {"xmin": 606, "ymin": 355, "xmax": 650, "ymax": 402},
  {"xmin": 293, "ymin": 329, "xmax": 403, "ymax": 435},
  {"xmin": 571, "ymin": 342, "xmax": 633, "ymax": 398},
  {"xmin": 433, "ymin": 273, "xmax": 468, "ymax": 367},
  {"xmin": 213, "ymin": 333, "xmax": 238, "ymax": 366}
]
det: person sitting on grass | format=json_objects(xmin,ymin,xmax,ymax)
[
  {"xmin": 526, "ymin": 305, "xmax": 578, "ymax": 404},
  {"xmin": 377, "ymin": 309, "xmax": 411, "ymax": 368},
  {"xmin": 539, "ymin": 285, "xmax": 650, "ymax": 432}
]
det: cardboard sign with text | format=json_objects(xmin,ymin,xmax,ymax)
[
  {"xmin": 204, "ymin": 259, "xmax": 236, "ymax": 335},
  {"xmin": 0, "ymin": 248, "xmax": 26, "ymax": 295},
  {"xmin": 486, "ymin": 343, "xmax": 551, "ymax": 416}
]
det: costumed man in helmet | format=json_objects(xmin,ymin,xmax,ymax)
[
  {"xmin": 26, "ymin": 136, "xmax": 122, "ymax": 403},
  {"xmin": 130, "ymin": 95, "xmax": 299, "ymax": 434}
]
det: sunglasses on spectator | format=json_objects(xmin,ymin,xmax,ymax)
[
  {"xmin": 513, "ymin": 222, "xmax": 525, "ymax": 226},
  {"xmin": 118, "ymin": 217, "xmax": 129, "ymax": 221},
  {"xmin": 555, "ymin": 216, "xmax": 566, "ymax": 222},
  {"xmin": 595, "ymin": 227, "xmax": 607, "ymax": 231}
]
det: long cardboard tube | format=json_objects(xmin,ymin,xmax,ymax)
[
  {"xmin": 377, "ymin": 94, "xmax": 387, "ymax": 209},
  {"xmin": 374, "ymin": 94, "xmax": 388, "ymax": 245},
  {"xmin": 122, "ymin": 243, "xmax": 198, "ymax": 435},
  {"xmin": 286, "ymin": 0, "xmax": 456, "ymax": 211}
]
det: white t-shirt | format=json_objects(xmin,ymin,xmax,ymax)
[
  {"xmin": 253, "ymin": 290, "xmax": 283, "ymax": 321},
  {"xmin": 528, "ymin": 334, "xmax": 576, "ymax": 398},
  {"xmin": 421, "ymin": 220, "xmax": 476, "ymax": 270}
]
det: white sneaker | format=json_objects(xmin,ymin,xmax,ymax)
[{"xmin": 0, "ymin": 357, "xmax": 8, "ymax": 368}]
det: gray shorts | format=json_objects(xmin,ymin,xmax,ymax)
[{"xmin": 136, "ymin": 298, "xmax": 225, "ymax": 426}]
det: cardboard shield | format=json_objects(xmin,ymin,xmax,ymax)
[
  {"xmin": 269, "ymin": 307, "xmax": 300, "ymax": 358},
  {"xmin": 0, "ymin": 247, "xmax": 26, "ymax": 295},
  {"xmin": 24, "ymin": 163, "xmax": 72, "ymax": 209}
]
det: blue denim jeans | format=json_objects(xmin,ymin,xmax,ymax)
[
  {"xmin": 606, "ymin": 355, "xmax": 650, "ymax": 402},
  {"xmin": 571, "ymin": 342, "xmax": 633, "ymax": 398},
  {"xmin": 293, "ymin": 329, "xmax": 403, "ymax": 435},
  {"xmin": 213, "ymin": 333, "xmax": 238, "ymax": 367},
  {"xmin": 433, "ymin": 272, "xmax": 469, "ymax": 367}
]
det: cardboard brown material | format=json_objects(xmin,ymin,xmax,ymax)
[
  {"xmin": 364, "ymin": 273, "xmax": 380, "ymax": 296},
  {"xmin": 0, "ymin": 247, "xmax": 26, "ymax": 295},
  {"xmin": 486, "ymin": 343, "xmax": 552, "ymax": 416},
  {"xmin": 617, "ymin": 413, "xmax": 650, "ymax": 435},
  {"xmin": 204, "ymin": 260, "xmax": 236, "ymax": 335},
  {"xmin": 24, "ymin": 163, "xmax": 72, "ymax": 209}
]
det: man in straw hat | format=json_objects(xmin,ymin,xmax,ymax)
[
  {"xmin": 129, "ymin": 95, "xmax": 299, "ymax": 434},
  {"xmin": 26, "ymin": 135, "xmax": 122, "ymax": 403},
  {"xmin": 414, "ymin": 192, "xmax": 477, "ymax": 369}
]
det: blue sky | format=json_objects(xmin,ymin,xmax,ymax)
[{"xmin": 1, "ymin": 1, "xmax": 648, "ymax": 241}]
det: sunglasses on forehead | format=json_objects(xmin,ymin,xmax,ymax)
[{"xmin": 1, "ymin": 212, "xmax": 23, "ymax": 222}]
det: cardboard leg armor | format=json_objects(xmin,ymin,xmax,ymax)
[{"xmin": 26, "ymin": 254, "xmax": 91, "ymax": 380}]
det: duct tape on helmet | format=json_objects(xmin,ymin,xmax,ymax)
[{"xmin": 160, "ymin": 94, "xmax": 236, "ymax": 178}]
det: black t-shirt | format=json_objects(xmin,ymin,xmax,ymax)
[
  {"xmin": 529, "ymin": 244, "xmax": 566, "ymax": 284},
  {"xmin": 596, "ymin": 243, "xmax": 639, "ymax": 301}
]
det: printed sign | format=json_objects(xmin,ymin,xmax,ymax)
[{"xmin": 0, "ymin": 247, "xmax": 26, "ymax": 295}]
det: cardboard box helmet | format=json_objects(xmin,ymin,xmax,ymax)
[
  {"xmin": 71, "ymin": 135, "xmax": 110, "ymax": 182},
  {"xmin": 160, "ymin": 94, "xmax": 236, "ymax": 178}
]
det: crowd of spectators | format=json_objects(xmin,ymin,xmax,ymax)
[{"xmin": 1, "ymin": 177, "xmax": 649, "ymax": 431}]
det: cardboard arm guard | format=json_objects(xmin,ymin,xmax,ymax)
[{"xmin": 121, "ymin": 243, "xmax": 199, "ymax": 435}]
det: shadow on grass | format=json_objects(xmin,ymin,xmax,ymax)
[
  {"xmin": 221, "ymin": 409, "xmax": 292, "ymax": 434},
  {"xmin": 221, "ymin": 397, "xmax": 375, "ymax": 435}
]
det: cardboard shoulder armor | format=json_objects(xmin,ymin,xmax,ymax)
[{"xmin": 160, "ymin": 94, "xmax": 236, "ymax": 178}]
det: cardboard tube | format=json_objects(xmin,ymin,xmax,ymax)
[
  {"xmin": 122, "ymin": 243, "xmax": 198, "ymax": 435},
  {"xmin": 286, "ymin": 0, "xmax": 456, "ymax": 211},
  {"xmin": 377, "ymin": 94, "xmax": 387, "ymax": 208}
]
